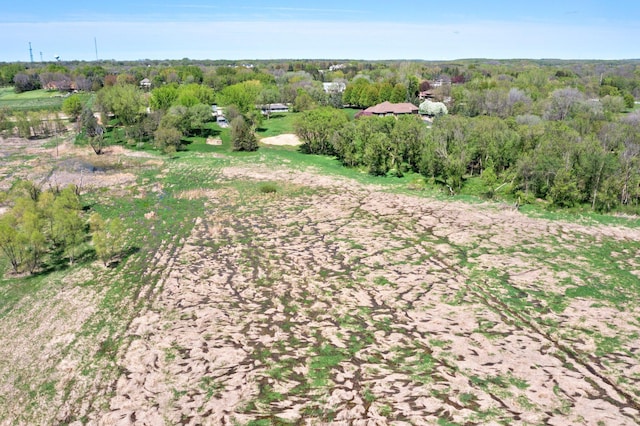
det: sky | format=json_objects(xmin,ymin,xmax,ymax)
[{"xmin": 2, "ymin": 0, "xmax": 639, "ymax": 62}]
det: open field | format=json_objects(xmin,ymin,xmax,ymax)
[
  {"xmin": 256, "ymin": 113, "xmax": 298, "ymax": 138},
  {"xmin": 0, "ymin": 87, "xmax": 70, "ymax": 111},
  {"xmin": 0, "ymin": 135, "xmax": 639, "ymax": 425}
]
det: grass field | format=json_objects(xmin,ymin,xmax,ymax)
[
  {"xmin": 0, "ymin": 87, "xmax": 68, "ymax": 111},
  {"xmin": 256, "ymin": 112, "xmax": 298, "ymax": 137},
  {"xmin": 1, "ymin": 125, "xmax": 640, "ymax": 424}
]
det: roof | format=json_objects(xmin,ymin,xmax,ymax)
[
  {"xmin": 322, "ymin": 82, "xmax": 346, "ymax": 93},
  {"xmin": 362, "ymin": 101, "xmax": 419, "ymax": 115}
]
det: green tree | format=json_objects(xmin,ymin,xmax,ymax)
[
  {"xmin": 0, "ymin": 63, "xmax": 25, "ymax": 86},
  {"xmin": 179, "ymin": 83, "xmax": 215, "ymax": 105},
  {"xmin": 62, "ymin": 95, "xmax": 84, "ymax": 121},
  {"xmin": 293, "ymin": 90, "xmax": 315, "ymax": 112},
  {"xmin": 20, "ymin": 208, "xmax": 46, "ymax": 274},
  {"xmin": 188, "ymin": 103, "xmax": 214, "ymax": 135},
  {"xmin": 363, "ymin": 132, "xmax": 391, "ymax": 176},
  {"xmin": 217, "ymin": 80, "xmax": 262, "ymax": 114},
  {"xmin": 623, "ymin": 93, "xmax": 635, "ymax": 109},
  {"xmin": 481, "ymin": 166, "xmax": 498, "ymax": 198},
  {"xmin": 90, "ymin": 213, "xmax": 125, "ymax": 266},
  {"xmin": 332, "ymin": 122, "xmax": 360, "ymax": 167},
  {"xmin": 425, "ymin": 115, "xmax": 471, "ymax": 193},
  {"xmin": 548, "ymin": 169, "xmax": 582, "ymax": 207},
  {"xmin": 10, "ymin": 179, "xmax": 40, "ymax": 202},
  {"xmin": 0, "ymin": 212, "xmax": 24, "ymax": 273},
  {"xmin": 37, "ymin": 190, "xmax": 57, "ymax": 243},
  {"xmin": 378, "ymin": 82, "xmax": 393, "ymax": 102},
  {"xmin": 80, "ymin": 106, "xmax": 105, "ymax": 154},
  {"xmin": 390, "ymin": 83, "xmax": 407, "ymax": 103},
  {"xmin": 390, "ymin": 115, "xmax": 428, "ymax": 172},
  {"xmin": 52, "ymin": 186, "xmax": 84, "ymax": 265},
  {"xmin": 294, "ymin": 107, "xmax": 349, "ymax": 155},
  {"xmin": 150, "ymin": 84, "xmax": 179, "ymax": 111},
  {"xmin": 230, "ymin": 116, "xmax": 258, "ymax": 152},
  {"xmin": 359, "ymin": 85, "xmax": 380, "ymax": 108},
  {"xmin": 96, "ymin": 84, "xmax": 144, "ymax": 125},
  {"xmin": 154, "ymin": 125, "xmax": 183, "ymax": 153}
]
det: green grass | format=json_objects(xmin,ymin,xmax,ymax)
[
  {"xmin": 0, "ymin": 87, "xmax": 89, "ymax": 112},
  {"xmin": 255, "ymin": 108, "xmax": 361, "ymax": 138},
  {"xmin": 256, "ymin": 112, "xmax": 299, "ymax": 137},
  {"xmin": 308, "ymin": 344, "xmax": 346, "ymax": 388}
]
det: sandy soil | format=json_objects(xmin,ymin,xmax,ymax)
[
  {"xmin": 260, "ymin": 134, "xmax": 302, "ymax": 146},
  {"xmin": 1, "ymin": 139, "xmax": 639, "ymax": 425},
  {"xmin": 96, "ymin": 163, "xmax": 639, "ymax": 425}
]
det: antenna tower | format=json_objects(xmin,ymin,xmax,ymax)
[{"xmin": 29, "ymin": 42, "xmax": 34, "ymax": 63}]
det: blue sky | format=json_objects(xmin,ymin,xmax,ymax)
[{"xmin": 2, "ymin": 0, "xmax": 639, "ymax": 62}]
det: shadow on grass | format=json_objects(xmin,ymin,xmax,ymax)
[
  {"xmin": 31, "ymin": 245, "xmax": 140, "ymax": 278},
  {"xmin": 104, "ymin": 246, "xmax": 141, "ymax": 269}
]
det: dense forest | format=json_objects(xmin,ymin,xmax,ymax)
[{"xmin": 1, "ymin": 58, "xmax": 639, "ymax": 212}]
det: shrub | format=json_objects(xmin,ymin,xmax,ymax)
[{"xmin": 258, "ymin": 183, "xmax": 277, "ymax": 194}]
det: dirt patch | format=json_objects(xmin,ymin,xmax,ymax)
[
  {"xmin": 0, "ymin": 136, "xmax": 157, "ymax": 194},
  {"xmin": 206, "ymin": 137, "xmax": 223, "ymax": 146},
  {"xmin": 2, "ymin": 147, "xmax": 639, "ymax": 425},
  {"xmin": 260, "ymin": 133, "xmax": 302, "ymax": 146},
  {"xmin": 0, "ymin": 269, "xmax": 101, "ymax": 424},
  {"xmin": 96, "ymin": 163, "xmax": 640, "ymax": 425}
]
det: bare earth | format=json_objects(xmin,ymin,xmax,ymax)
[
  {"xmin": 0, "ymin": 139, "xmax": 639, "ymax": 425},
  {"xmin": 260, "ymin": 134, "xmax": 302, "ymax": 146}
]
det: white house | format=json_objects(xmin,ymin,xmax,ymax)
[{"xmin": 323, "ymin": 82, "xmax": 346, "ymax": 94}]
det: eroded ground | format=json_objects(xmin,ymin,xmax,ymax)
[{"xmin": 1, "ymin": 139, "xmax": 639, "ymax": 425}]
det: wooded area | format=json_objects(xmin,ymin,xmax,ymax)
[{"xmin": 1, "ymin": 58, "xmax": 639, "ymax": 212}]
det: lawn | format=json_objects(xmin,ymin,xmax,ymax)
[
  {"xmin": 256, "ymin": 112, "xmax": 298, "ymax": 137},
  {"xmin": 0, "ymin": 87, "xmax": 68, "ymax": 111}
]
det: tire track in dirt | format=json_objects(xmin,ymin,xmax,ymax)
[{"xmin": 468, "ymin": 277, "xmax": 640, "ymax": 419}]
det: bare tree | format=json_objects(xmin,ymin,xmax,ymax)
[{"xmin": 544, "ymin": 88, "xmax": 584, "ymax": 121}]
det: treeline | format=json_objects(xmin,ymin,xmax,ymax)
[
  {"xmin": 342, "ymin": 78, "xmax": 418, "ymax": 108},
  {"xmin": 0, "ymin": 181, "xmax": 125, "ymax": 274},
  {"xmin": 294, "ymin": 106, "xmax": 640, "ymax": 212}
]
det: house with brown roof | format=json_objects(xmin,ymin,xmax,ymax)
[{"xmin": 355, "ymin": 101, "xmax": 419, "ymax": 118}]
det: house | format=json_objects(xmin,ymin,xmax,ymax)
[
  {"xmin": 418, "ymin": 90, "xmax": 435, "ymax": 100},
  {"xmin": 355, "ymin": 101, "xmax": 419, "ymax": 118},
  {"xmin": 44, "ymin": 79, "xmax": 75, "ymax": 92},
  {"xmin": 322, "ymin": 82, "xmax": 346, "ymax": 94},
  {"xmin": 259, "ymin": 103, "xmax": 289, "ymax": 115},
  {"xmin": 139, "ymin": 78, "xmax": 152, "ymax": 89}
]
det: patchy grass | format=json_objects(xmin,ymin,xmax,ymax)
[{"xmin": 1, "ymin": 136, "xmax": 640, "ymax": 424}]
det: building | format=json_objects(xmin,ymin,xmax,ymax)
[
  {"xmin": 259, "ymin": 103, "xmax": 289, "ymax": 115},
  {"xmin": 139, "ymin": 78, "xmax": 152, "ymax": 90},
  {"xmin": 355, "ymin": 101, "xmax": 419, "ymax": 118},
  {"xmin": 322, "ymin": 82, "xmax": 347, "ymax": 94}
]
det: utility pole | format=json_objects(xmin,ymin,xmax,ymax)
[{"xmin": 29, "ymin": 42, "xmax": 34, "ymax": 63}]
